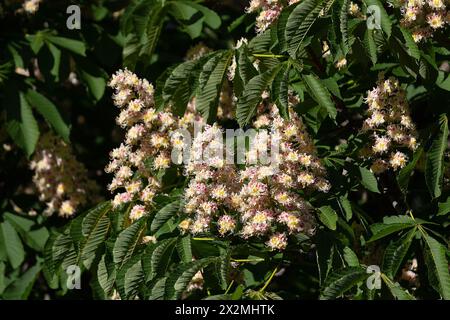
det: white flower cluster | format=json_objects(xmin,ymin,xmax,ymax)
[
  {"xmin": 247, "ymin": 0, "xmax": 301, "ymax": 33},
  {"xmin": 106, "ymin": 69, "xmax": 197, "ymax": 220},
  {"xmin": 30, "ymin": 132, "xmax": 101, "ymax": 217},
  {"xmin": 399, "ymin": 0, "xmax": 450, "ymax": 42},
  {"xmin": 180, "ymin": 103, "xmax": 329, "ymax": 251},
  {"xmin": 23, "ymin": 0, "xmax": 41, "ymax": 14},
  {"xmin": 361, "ymin": 74, "xmax": 419, "ymax": 174}
]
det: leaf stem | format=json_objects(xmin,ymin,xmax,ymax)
[
  {"xmin": 252, "ymin": 54, "xmax": 286, "ymax": 58},
  {"xmin": 231, "ymin": 258, "xmax": 265, "ymax": 263},
  {"xmin": 224, "ymin": 280, "xmax": 234, "ymax": 294},
  {"xmin": 259, "ymin": 267, "xmax": 278, "ymax": 293}
]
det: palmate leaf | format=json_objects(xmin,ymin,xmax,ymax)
[
  {"xmin": 343, "ymin": 247, "xmax": 359, "ymax": 267},
  {"xmin": 358, "ymin": 166, "xmax": 380, "ymax": 193},
  {"xmin": 150, "ymin": 198, "xmax": 182, "ymax": 233},
  {"xmin": 0, "ymin": 221, "xmax": 25, "ymax": 269},
  {"xmin": 236, "ymin": 64, "xmax": 282, "ymax": 127},
  {"xmin": 425, "ymin": 115, "xmax": 448, "ymax": 199},
  {"xmin": 3, "ymin": 212, "xmax": 48, "ymax": 252},
  {"xmin": 272, "ymin": 64, "xmax": 290, "ymax": 119},
  {"xmin": 422, "ymin": 234, "xmax": 450, "ymax": 299},
  {"xmin": 149, "ymin": 237, "xmax": 177, "ymax": 279},
  {"xmin": 318, "ymin": 206, "xmax": 338, "ymax": 230},
  {"xmin": 147, "ymin": 276, "xmax": 167, "ymax": 300},
  {"xmin": 437, "ymin": 197, "xmax": 450, "ymax": 216},
  {"xmin": 164, "ymin": 257, "xmax": 218, "ymax": 300},
  {"xmin": 364, "ymin": 29, "xmax": 378, "ymax": 65},
  {"xmin": 2, "ymin": 262, "xmax": 42, "ymax": 300},
  {"xmin": 6, "ymin": 92, "xmax": 40, "ymax": 158},
  {"xmin": 340, "ymin": 0, "xmax": 350, "ymax": 53},
  {"xmin": 234, "ymin": 45, "xmax": 258, "ymax": 97},
  {"xmin": 176, "ymin": 235, "xmax": 193, "ymax": 263},
  {"xmin": 78, "ymin": 202, "xmax": 112, "ymax": 267},
  {"xmin": 302, "ymin": 74, "xmax": 337, "ymax": 119},
  {"xmin": 320, "ymin": 267, "xmax": 369, "ymax": 299},
  {"xmin": 124, "ymin": 260, "xmax": 144, "ymax": 298},
  {"xmin": 382, "ymin": 228, "xmax": 415, "ymax": 278},
  {"xmin": 285, "ymin": 0, "xmax": 333, "ymax": 57},
  {"xmin": 399, "ymin": 27, "xmax": 420, "ymax": 60},
  {"xmin": 115, "ymin": 252, "xmax": 142, "ymax": 299},
  {"xmin": 162, "ymin": 55, "xmax": 209, "ymax": 115},
  {"xmin": 25, "ymin": 90, "xmax": 70, "ymax": 142},
  {"xmin": 113, "ymin": 218, "xmax": 147, "ymax": 269},
  {"xmin": 97, "ymin": 253, "xmax": 116, "ymax": 297},
  {"xmin": 381, "ymin": 275, "xmax": 416, "ymax": 300},
  {"xmin": 46, "ymin": 35, "xmax": 86, "ymax": 56},
  {"xmin": 339, "ymin": 196, "xmax": 353, "ymax": 221},
  {"xmin": 142, "ymin": 238, "xmax": 177, "ymax": 282},
  {"xmin": 196, "ymin": 50, "xmax": 233, "ymax": 123},
  {"xmin": 397, "ymin": 146, "xmax": 424, "ymax": 194},
  {"xmin": 368, "ymin": 215, "xmax": 416, "ymax": 242},
  {"xmin": 248, "ymin": 29, "xmax": 272, "ymax": 53}
]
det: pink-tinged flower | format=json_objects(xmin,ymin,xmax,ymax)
[
  {"xmin": 266, "ymin": 233, "xmax": 288, "ymax": 251},
  {"xmin": 112, "ymin": 192, "xmax": 133, "ymax": 208},
  {"xmin": 218, "ymin": 215, "xmax": 237, "ymax": 235},
  {"xmin": 130, "ymin": 205, "xmax": 147, "ymax": 221}
]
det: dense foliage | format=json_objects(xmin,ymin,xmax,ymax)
[{"xmin": 0, "ymin": 0, "xmax": 449, "ymax": 300}]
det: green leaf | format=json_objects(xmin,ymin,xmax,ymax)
[
  {"xmin": 382, "ymin": 228, "xmax": 415, "ymax": 278},
  {"xmin": 273, "ymin": 65, "xmax": 290, "ymax": 119},
  {"xmin": 285, "ymin": 0, "xmax": 330, "ymax": 57},
  {"xmin": 79, "ymin": 67, "xmax": 107, "ymax": 101},
  {"xmin": 343, "ymin": 246, "xmax": 359, "ymax": 267},
  {"xmin": 148, "ymin": 238, "xmax": 177, "ymax": 279},
  {"xmin": 6, "ymin": 92, "xmax": 40, "ymax": 157},
  {"xmin": 320, "ymin": 267, "xmax": 369, "ymax": 300},
  {"xmin": 359, "ymin": 166, "xmax": 380, "ymax": 193},
  {"xmin": 162, "ymin": 58, "xmax": 204, "ymax": 116},
  {"xmin": 113, "ymin": 219, "xmax": 147, "ymax": 269},
  {"xmin": 236, "ymin": 65, "xmax": 282, "ymax": 127},
  {"xmin": 26, "ymin": 33, "xmax": 45, "ymax": 54},
  {"xmin": 369, "ymin": 216, "xmax": 415, "ymax": 242},
  {"xmin": 46, "ymin": 36, "xmax": 86, "ymax": 56},
  {"xmin": 79, "ymin": 202, "xmax": 112, "ymax": 267},
  {"xmin": 339, "ymin": 196, "xmax": 352, "ymax": 221},
  {"xmin": 150, "ymin": 199, "xmax": 181, "ymax": 233},
  {"xmin": 124, "ymin": 260, "xmax": 144, "ymax": 298},
  {"xmin": 397, "ymin": 146, "xmax": 424, "ymax": 194},
  {"xmin": 381, "ymin": 275, "xmax": 416, "ymax": 300},
  {"xmin": 0, "ymin": 221, "xmax": 25, "ymax": 269},
  {"xmin": 437, "ymin": 197, "xmax": 450, "ymax": 216},
  {"xmin": 318, "ymin": 206, "xmax": 338, "ymax": 230},
  {"xmin": 196, "ymin": 51, "xmax": 233, "ymax": 123},
  {"xmin": 47, "ymin": 42, "xmax": 61, "ymax": 81},
  {"xmin": 363, "ymin": 0, "xmax": 392, "ymax": 37},
  {"xmin": 399, "ymin": 27, "xmax": 420, "ymax": 60},
  {"xmin": 25, "ymin": 90, "xmax": 70, "ymax": 142},
  {"xmin": 422, "ymin": 233, "xmax": 450, "ymax": 299},
  {"xmin": 176, "ymin": 235, "xmax": 193, "ymax": 263},
  {"xmin": 364, "ymin": 29, "xmax": 378, "ymax": 65},
  {"xmin": 303, "ymin": 74, "xmax": 337, "ymax": 119},
  {"xmin": 97, "ymin": 253, "xmax": 116, "ymax": 297},
  {"xmin": 3, "ymin": 212, "xmax": 49, "ymax": 252},
  {"xmin": 425, "ymin": 115, "xmax": 448, "ymax": 199},
  {"xmin": 340, "ymin": 0, "xmax": 350, "ymax": 53},
  {"xmin": 0, "ymin": 262, "xmax": 5, "ymax": 295},
  {"xmin": 2, "ymin": 262, "xmax": 41, "ymax": 300},
  {"xmin": 165, "ymin": 257, "xmax": 218, "ymax": 300},
  {"xmin": 234, "ymin": 45, "xmax": 258, "ymax": 97},
  {"xmin": 187, "ymin": 2, "xmax": 221, "ymax": 29}
]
